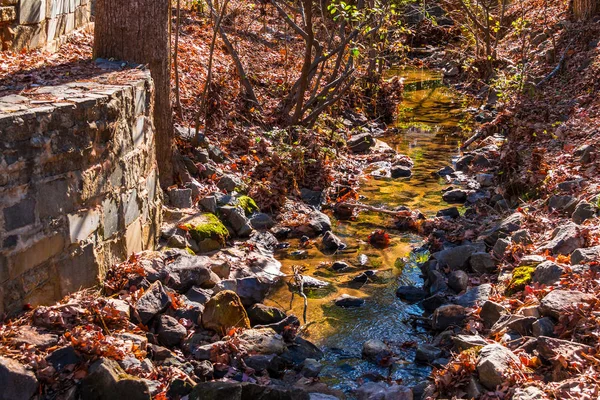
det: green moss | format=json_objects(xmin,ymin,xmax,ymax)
[
  {"xmin": 237, "ymin": 195, "xmax": 259, "ymax": 215},
  {"xmin": 184, "ymin": 213, "xmax": 229, "ymax": 245},
  {"xmin": 185, "ymin": 247, "xmax": 196, "ymax": 255},
  {"xmin": 506, "ymin": 266, "xmax": 535, "ymax": 295}
]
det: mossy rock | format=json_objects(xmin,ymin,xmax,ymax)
[
  {"xmin": 202, "ymin": 290, "xmax": 250, "ymax": 333},
  {"xmin": 237, "ymin": 195, "xmax": 259, "ymax": 215},
  {"xmin": 184, "ymin": 213, "xmax": 229, "ymax": 251},
  {"xmin": 506, "ymin": 266, "xmax": 535, "ymax": 295}
]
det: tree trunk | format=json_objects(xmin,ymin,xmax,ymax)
[
  {"xmin": 94, "ymin": 0, "xmax": 174, "ymax": 187},
  {"xmin": 573, "ymin": 0, "xmax": 599, "ymax": 20}
]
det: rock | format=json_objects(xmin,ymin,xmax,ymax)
[
  {"xmin": 334, "ymin": 294, "xmax": 365, "ymax": 308},
  {"xmin": 455, "ymin": 154, "xmax": 474, "ymax": 171},
  {"xmin": 493, "ymin": 238, "xmax": 510, "ymax": 257},
  {"xmin": 183, "ymin": 213, "xmax": 229, "ymax": 253},
  {"xmin": 300, "ymin": 188, "xmax": 324, "ymax": 207},
  {"xmin": 396, "ymin": 286, "xmax": 428, "ymax": 302},
  {"xmin": 428, "ymin": 270, "xmax": 448, "ymax": 294},
  {"xmin": 432, "ymin": 305, "xmax": 466, "ymax": 330},
  {"xmin": 572, "ymin": 200, "xmax": 597, "ymax": 224},
  {"xmin": 469, "ymin": 252, "xmax": 496, "ymax": 275},
  {"xmin": 322, "ymin": 231, "xmax": 346, "ymax": 251},
  {"xmin": 216, "ymin": 277, "xmax": 271, "ymax": 307},
  {"xmin": 244, "ymin": 354, "xmax": 275, "ymax": 371},
  {"xmin": 168, "ymin": 188, "xmax": 193, "ymax": 208},
  {"xmin": 491, "ymin": 314, "xmax": 536, "ymax": 336},
  {"xmin": 476, "ymin": 344, "xmax": 520, "ymax": 389},
  {"xmin": 238, "ymin": 328, "xmax": 286, "ymax": 355},
  {"xmin": 220, "ymin": 206, "xmax": 253, "ymax": 237},
  {"xmin": 532, "ymin": 317, "xmax": 555, "ymax": 337},
  {"xmin": 308, "ymin": 210, "xmax": 332, "ymax": 235},
  {"xmin": 185, "ymin": 287, "xmax": 212, "ymax": 305},
  {"xmin": 453, "ymin": 334, "xmax": 488, "ymax": 351},
  {"xmin": 536, "ymin": 336, "xmax": 592, "ymax": 361},
  {"xmin": 217, "ymin": 174, "xmax": 244, "ymax": 193},
  {"xmin": 356, "ymin": 382, "xmax": 412, "ymax": 400},
  {"xmin": 532, "ymin": 261, "xmax": 564, "ymax": 285},
  {"xmin": 280, "ymin": 336, "xmax": 324, "ymax": 365},
  {"xmin": 167, "ymin": 234, "xmax": 189, "ymax": 249},
  {"xmin": 157, "ymin": 315, "xmax": 187, "ymax": 347},
  {"xmin": 540, "ymin": 290, "xmax": 593, "ymax": 319},
  {"xmin": 520, "ymin": 306, "xmax": 540, "ymax": 318},
  {"xmin": 301, "ymin": 358, "xmax": 323, "ymax": 378},
  {"xmin": 362, "ymin": 340, "xmax": 392, "ymax": 364},
  {"xmin": 351, "ymin": 270, "xmax": 377, "ymax": 284},
  {"xmin": 571, "ymin": 245, "xmax": 600, "ymax": 265},
  {"xmin": 465, "ymin": 377, "xmax": 485, "ymax": 399},
  {"xmin": 0, "ymin": 356, "xmax": 39, "ymax": 400},
  {"xmin": 167, "ymin": 255, "xmax": 216, "ymax": 292},
  {"xmin": 574, "ymin": 144, "xmax": 595, "ymax": 163},
  {"xmin": 511, "ymin": 229, "xmax": 533, "ymax": 245},
  {"xmin": 391, "ymin": 165, "xmax": 412, "ymax": 178},
  {"xmin": 512, "ymin": 386, "xmax": 548, "ymax": 400},
  {"xmin": 135, "ymin": 281, "xmax": 172, "ymax": 325},
  {"xmin": 432, "ymin": 244, "xmax": 481, "ymax": 270},
  {"xmin": 189, "ymin": 381, "xmax": 310, "ymax": 400},
  {"xmin": 10, "ymin": 326, "xmax": 59, "ymax": 348},
  {"xmin": 442, "ymin": 189, "xmax": 468, "ymax": 203},
  {"xmin": 331, "ymin": 261, "xmax": 351, "ymax": 271},
  {"xmin": 437, "ymin": 207, "xmax": 459, "ymax": 219},
  {"xmin": 455, "ymin": 284, "xmax": 492, "ymax": 307},
  {"xmin": 421, "ymin": 293, "xmax": 447, "ymax": 313},
  {"xmin": 448, "ymin": 270, "xmax": 469, "ymax": 293},
  {"xmin": 541, "ymin": 222, "xmax": 585, "ymax": 255},
  {"xmin": 415, "ymin": 344, "xmax": 442, "ymax": 364},
  {"xmin": 46, "ymin": 346, "xmax": 82, "ymax": 372},
  {"xmin": 558, "ymin": 178, "xmax": 586, "ymax": 192},
  {"xmin": 518, "ymin": 255, "xmax": 546, "ymax": 267},
  {"xmin": 476, "ymin": 173, "xmax": 494, "ymax": 187},
  {"xmin": 199, "ymin": 196, "xmax": 218, "ymax": 214},
  {"xmin": 80, "ymin": 358, "xmax": 151, "ymax": 400},
  {"xmin": 548, "ymin": 194, "xmax": 578, "ymax": 215},
  {"xmin": 246, "ymin": 304, "xmax": 286, "ymax": 326},
  {"xmin": 348, "ymin": 132, "xmax": 375, "ymax": 153},
  {"xmin": 485, "ymin": 213, "xmax": 523, "ymax": 246},
  {"xmin": 436, "ymin": 165, "xmax": 455, "ymax": 176},
  {"xmin": 480, "ymin": 301, "xmax": 507, "ymax": 328},
  {"xmin": 255, "ymin": 314, "xmax": 300, "ymax": 334},
  {"xmin": 250, "ymin": 213, "xmax": 276, "ymax": 230},
  {"xmin": 201, "ymin": 290, "xmax": 250, "ymax": 332}
]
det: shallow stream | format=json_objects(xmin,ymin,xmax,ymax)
[{"xmin": 265, "ymin": 68, "xmax": 471, "ymax": 394}]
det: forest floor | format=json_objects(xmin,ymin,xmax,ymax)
[{"xmin": 1, "ymin": 1, "xmax": 599, "ymax": 399}]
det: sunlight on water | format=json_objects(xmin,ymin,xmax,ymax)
[{"xmin": 265, "ymin": 67, "xmax": 470, "ymax": 393}]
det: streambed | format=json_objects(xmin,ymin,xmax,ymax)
[{"xmin": 265, "ymin": 68, "xmax": 471, "ymax": 394}]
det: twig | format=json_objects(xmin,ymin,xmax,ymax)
[{"xmin": 336, "ymin": 201, "xmax": 400, "ymax": 216}]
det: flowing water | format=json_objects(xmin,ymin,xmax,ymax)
[{"xmin": 264, "ymin": 68, "xmax": 472, "ymax": 394}]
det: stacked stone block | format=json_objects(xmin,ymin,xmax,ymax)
[
  {"xmin": 0, "ymin": 0, "xmax": 92, "ymax": 52},
  {"xmin": 0, "ymin": 70, "xmax": 162, "ymax": 315}
]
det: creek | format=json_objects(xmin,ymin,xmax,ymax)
[{"xmin": 264, "ymin": 67, "xmax": 472, "ymax": 394}]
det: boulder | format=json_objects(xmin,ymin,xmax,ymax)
[
  {"xmin": 432, "ymin": 244, "xmax": 481, "ymax": 270},
  {"xmin": 246, "ymin": 304, "xmax": 287, "ymax": 326},
  {"xmin": 480, "ymin": 301, "xmax": 507, "ymax": 328},
  {"xmin": 396, "ymin": 286, "xmax": 428, "ymax": 302},
  {"xmin": 135, "ymin": 281, "xmax": 172, "ymax": 325},
  {"xmin": 334, "ymin": 294, "xmax": 364, "ymax": 308},
  {"xmin": 572, "ymin": 200, "xmax": 597, "ymax": 224},
  {"xmin": 571, "ymin": 245, "xmax": 600, "ymax": 265},
  {"xmin": 238, "ymin": 328, "xmax": 286, "ymax": 355},
  {"xmin": 540, "ymin": 222, "xmax": 584, "ymax": 255},
  {"xmin": 280, "ymin": 336, "xmax": 324, "ymax": 365},
  {"xmin": 217, "ymin": 174, "xmax": 244, "ymax": 193},
  {"xmin": 308, "ymin": 211, "xmax": 332, "ymax": 235},
  {"xmin": 80, "ymin": 358, "xmax": 151, "ymax": 400},
  {"xmin": 540, "ymin": 290, "xmax": 593, "ymax": 319},
  {"xmin": 476, "ymin": 344, "xmax": 520, "ymax": 389},
  {"xmin": 220, "ymin": 206, "xmax": 253, "ymax": 237},
  {"xmin": 442, "ymin": 189, "xmax": 468, "ymax": 203},
  {"xmin": 548, "ymin": 195, "xmax": 578, "ymax": 215},
  {"xmin": 182, "ymin": 213, "xmax": 229, "ymax": 253},
  {"xmin": 201, "ymin": 290, "xmax": 250, "ymax": 332},
  {"xmin": 432, "ymin": 305, "xmax": 466, "ymax": 330},
  {"xmin": 448, "ymin": 270, "xmax": 469, "ymax": 293},
  {"xmin": 356, "ymin": 382, "xmax": 412, "ymax": 400},
  {"xmin": 455, "ymin": 284, "xmax": 492, "ymax": 308},
  {"xmin": 532, "ymin": 261, "xmax": 564, "ymax": 285},
  {"xmin": 415, "ymin": 344, "xmax": 442, "ymax": 364},
  {"xmin": 391, "ymin": 165, "xmax": 412, "ymax": 178},
  {"xmin": 322, "ymin": 231, "xmax": 347, "ymax": 251},
  {"xmin": 348, "ymin": 132, "xmax": 375, "ymax": 153},
  {"xmin": 156, "ymin": 315, "xmax": 187, "ymax": 347},
  {"xmin": 216, "ymin": 277, "xmax": 271, "ymax": 307},
  {"xmin": 167, "ymin": 255, "xmax": 216, "ymax": 292},
  {"xmin": 185, "ymin": 287, "xmax": 212, "ymax": 305},
  {"xmin": 362, "ymin": 340, "xmax": 392, "ymax": 364},
  {"xmin": 469, "ymin": 252, "xmax": 496, "ymax": 275},
  {"xmin": 0, "ymin": 356, "xmax": 39, "ymax": 400}
]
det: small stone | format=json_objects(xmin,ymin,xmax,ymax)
[
  {"xmin": 249, "ymin": 213, "xmax": 275, "ymax": 230},
  {"xmin": 480, "ymin": 300, "xmax": 507, "ymax": 328},
  {"xmin": 415, "ymin": 344, "xmax": 442, "ymax": 364},
  {"xmin": 396, "ymin": 286, "xmax": 428, "ymax": 302},
  {"xmin": 448, "ymin": 270, "xmax": 469, "ymax": 293},
  {"xmin": 520, "ymin": 306, "xmax": 540, "ymax": 318},
  {"xmin": 493, "ymin": 238, "xmax": 510, "ymax": 257},
  {"xmin": 135, "ymin": 281, "xmax": 172, "ymax": 325},
  {"xmin": 362, "ymin": 340, "xmax": 392, "ymax": 364},
  {"xmin": 437, "ymin": 207, "xmax": 460, "ymax": 219},
  {"xmin": 167, "ymin": 188, "xmax": 193, "ymax": 208},
  {"xmin": 536, "ymin": 335, "xmax": 592, "ymax": 361},
  {"xmin": 476, "ymin": 173, "xmax": 494, "ymax": 187},
  {"xmin": 540, "ymin": 290, "xmax": 593, "ymax": 319},
  {"xmin": 351, "ymin": 270, "xmax": 377, "ymax": 284},
  {"xmin": 491, "ymin": 314, "xmax": 536, "ymax": 336},
  {"xmin": 199, "ymin": 196, "xmax": 217, "ymax": 214},
  {"xmin": 571, "ymin": 245, "xmax": 600, "ymax": 265},
  {"xmin": 476, "ymin": 344, "xmax": 520, "ymax": 389},
  {"xmin": 432, "ymin": 305, "xmax": 466, "ymax": 330},
  {"xmin": 321, "ymin": 231, "xmax": 346, "ymax": 251},
  {"xmin": 347, "ymin": 132, "xmax": 375, "ymax": 153},
  {"xmin": 308, "ymin": 210, "xmax": 332, "ymax": 235},
  {"xmin": 391, "ymin": 165, "xmax": 412, "ymax": 178},
  {"xmin": 246, "ymin": 304, "xmax": 286, "ymax": 326},
  {"xmin": 167, "ymin": 234, "xmax": 189, "ymax": 249},
  {"xmin": 331, "ymin": 261, "xmax": 350, "ymax": 271},
  {"xmin": 572, "ymin": 200, "xmax": 597, "ymax": 224},
  {"xmin": 432, "ymin": 244, "xmax": 481, "ymax": 270},
  {"xmin": 301, "ymin": 358, "xmax": 323, "ymax": 378},
  {"xmin": 512, "ymin": 386, "xmax": 549, "ymax": 400},
  {"xmin": 532, "ymin": 317, "xmax": 555, "ymax": 337},
  {"xmin": 511, "ymin": 229, "xmax": 533, "ymax": 245},
  {"xmin": 0, "ymin": 356, "xmax": 39, "ymax": 400},
  {"xmin": 453, "ymin": 334, "xmax": 488, "ymax": 351},
  {"xmin": 46, "ymin": 346, "xmax": 82, "ymax": 372},
  {"xmin": 455, "ymin": 283, "xmax": 492, "ymax": 308},
  {"xmin": 541, "ymin": 222, "xmax": 585, "ymax": 255},
  {"xmin": 334, "ymin": 294, "xmax": 364, "ymax": 308},
  {"xmin": 217, "ymin": 174, "xmax": 244, "ymax": 193},
  {"xmin": 436, "ymin": 166, "xmax": 455, "ymax": 176},
  {"xmin": 442, "ymin": 189, "xmax": 468, "ymax": 203},
  {"xmin": 201, "ymin": 290, "xmax": 250, "ymax": 332},
  {"xmin": 156, "ymin": 315, "xmax": 187, "ymax": 347},
  {"xmin": 469, "ymin": 252, "xmax": 496, "ymax": 275},
  {"xmin": 532, "ymin": 261, "xmax": 564, "ymax": 285}
]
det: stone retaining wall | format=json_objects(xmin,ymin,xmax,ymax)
[
  {"xmin": 0, "ymin": 0, "xmax": 93, "ymax": 52},
  {"xmin": 0, "ymin": 69, "xmax": 162, "ymax": 315}
]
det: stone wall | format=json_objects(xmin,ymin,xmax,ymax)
[
  {"xmin": 0, "ymin": 69, "xmax": 162, "ymax": 315},
  {"xmin": 0, "ymin": 0, "xmax": 93, "ymax": 52}
]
